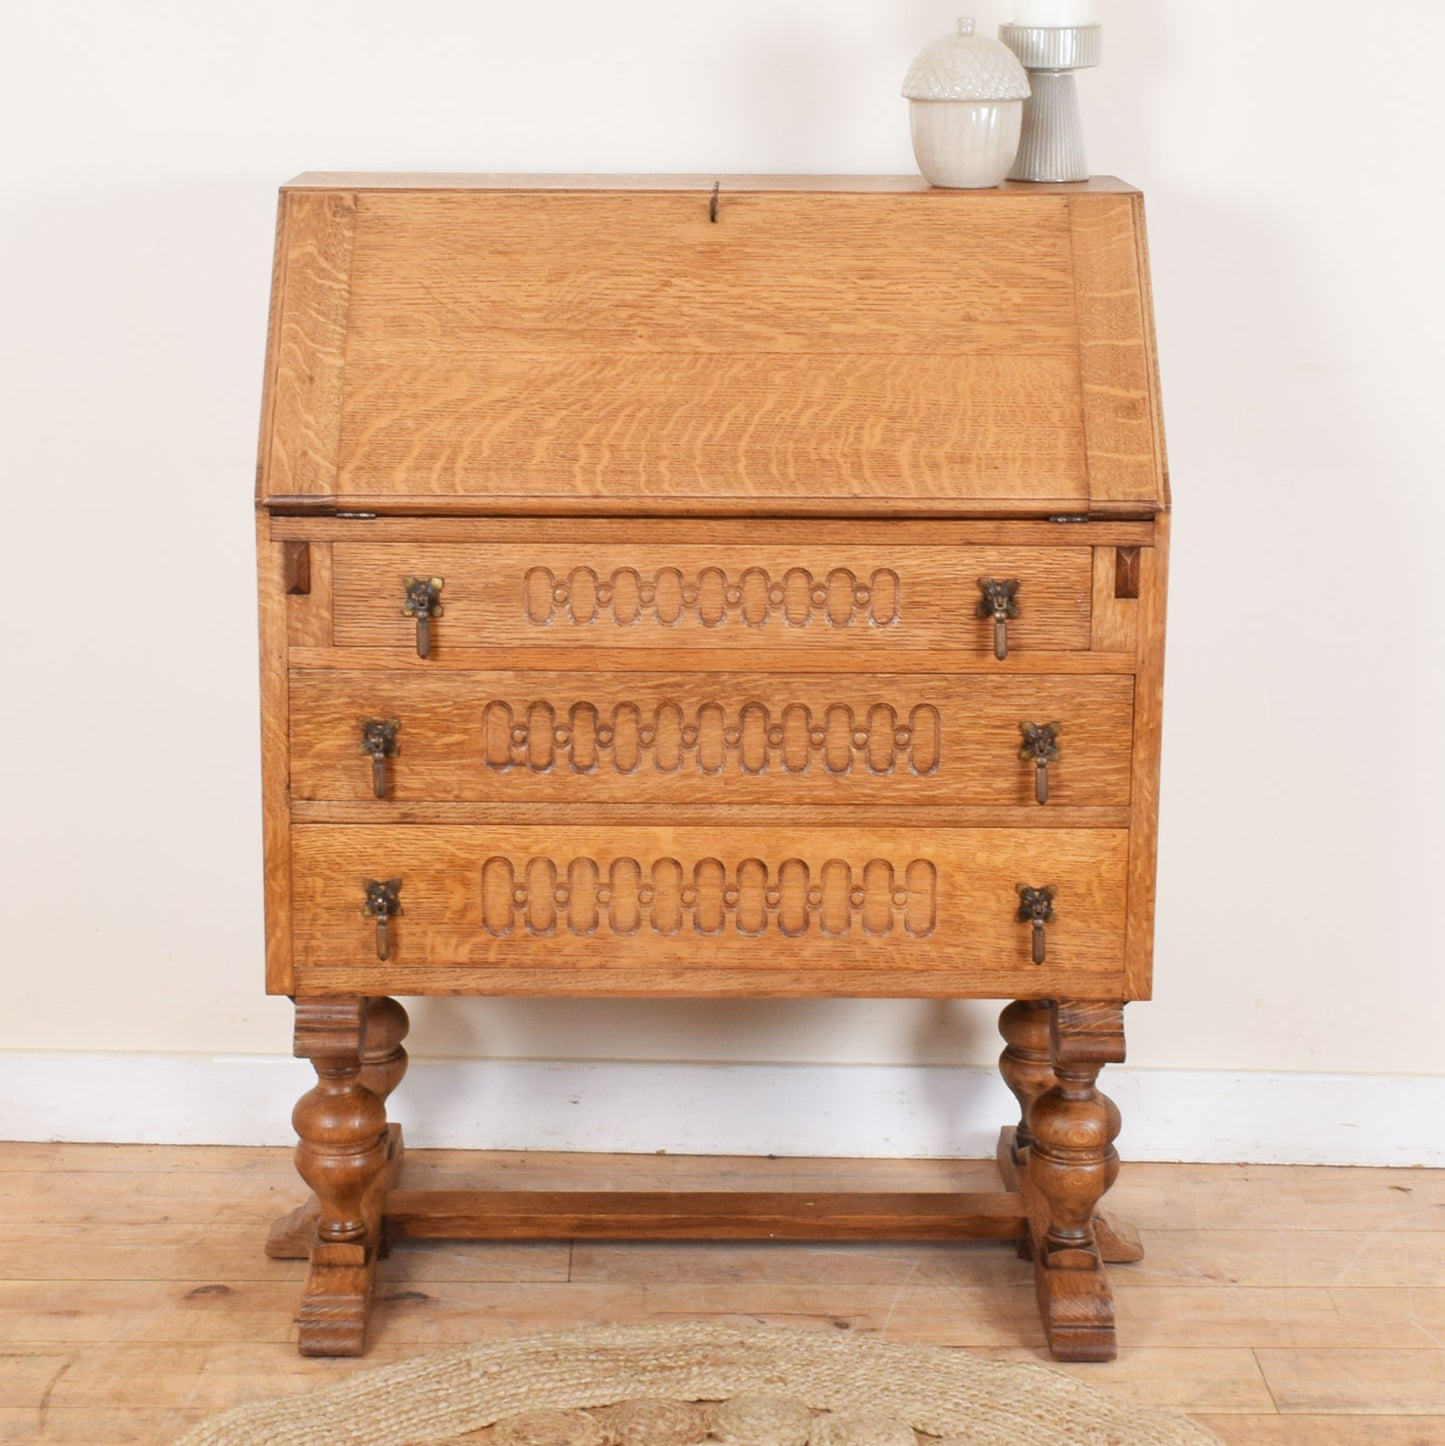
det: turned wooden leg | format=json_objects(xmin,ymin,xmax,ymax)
[
  {"xmin": 1020, "ymin": 1000, "xmax": 1128, "ymax": 1362},
  {"xmin": 268, "ymin": 996, "xmax": 410, "ymax": 1260},
  {"xmin": 996, "ymin": 1000, "xmax": 1055, "ymax": 1257},
  {"xmin": 288, "ymin": 997, "xmax": 392, "ymax": 1356},
  {"xmin": 997, "ymin": 1001, "xmax": 1054, "ymax": 1171},
  {"xmin": 997, "ymin": 998, "xmax": 1142, "ymax": 1269},
  {"xmin": 354, "ymin": 995, "xmax": 411, "ymax": 1230}
]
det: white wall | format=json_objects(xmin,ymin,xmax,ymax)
[{"xmin": 3, "ymin": 1, "xmax": 1442, "ymax": 1152}]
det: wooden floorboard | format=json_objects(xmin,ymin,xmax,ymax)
[{"xmin": 0, "ymin": 1144, "xmax": 1441, "ymax": 1444}]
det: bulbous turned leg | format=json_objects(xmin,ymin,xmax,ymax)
[
  {"xmin": 1030, "ymin": 1066, "xmax": 1119, "ymax": 1271},
  {"xmin": 997, "ymin": 1000, "xmax": 1056, "ymax": 1257},
  {"xmin": 356, "ymin": 995, "xmax": 411, "ymax": 1234},
  {"xmin": 286, "ymin": 997, "xmax": 393, "ymax": 1356},
  {"xmin": 998, "ymin": 997, "xmax": 1142, "ymax": 1269},
  {"xmin": 359, "ymin": 995, "xmax": 410, "ymax": 1103},
  {"xmin": 997, "ymin": 999, "xmax": 1055, "ymax": 1174},
  {"xmin": 295, "ymin": 1055, "xmax": 388, "ymax": 1247},
  {"xmin": 268, "ymin": 996, "xmax": 410, "ymax": 1260},
  {"xmin": 1022, "ymin": 1000, "xmax": 1128, "ymax": 1362}
]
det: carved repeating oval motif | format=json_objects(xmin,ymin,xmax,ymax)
[
  {"xmin": 523, "ymin": 567, "xmax": 901, "ymax": 628},
  {"xmin": 480, "ymin": 857, "xmax": 937, "ymax": 940},
  {"xmin": 480, "ymin": 701, "xmax": 940, "ymax": 777}
]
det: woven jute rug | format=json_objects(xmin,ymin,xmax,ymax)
[{"xmin": 174, "ymin": 1323, "xmax": 1221, "ymax": 1446}]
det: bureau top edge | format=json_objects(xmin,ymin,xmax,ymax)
[
  {"xmin": 281, "ymin": 172, "xmax": 1141, "ymax": 195},
  {"xmin": 255, "ymin": 498, "xmax": 1169, "ymax": 522}
]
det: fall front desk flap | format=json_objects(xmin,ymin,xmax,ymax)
[{"xmin": 257, "ymin": 175, "xmax": 1167, "ymax": 520}]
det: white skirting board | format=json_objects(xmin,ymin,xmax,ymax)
[{"xmin": 2, "ymin": 1053, "xmax": 1440, "ymax": 1167}]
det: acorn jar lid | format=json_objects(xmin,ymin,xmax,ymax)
[{"xmin": 902, "ymin": 18, "xmax": 1031, "ymax": 102}]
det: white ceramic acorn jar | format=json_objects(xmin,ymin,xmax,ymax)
[{"xmin": 902, "ymin": 18, "xmax": 1031, "ymax": 189}]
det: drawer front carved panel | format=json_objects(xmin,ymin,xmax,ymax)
[
  {"xmin": 287, "ymin": 671, "xmax": 1134, "ymax": 806},
  {"xmin": 329, "ymin": 542, "xmax": 1093, "ymax": 654},
  {"xmin": 479, "ymin": 700, "xmax": 941, "ymax": 777},
  {"xmin": 480, "ymin": 856, "xmax": 938, "ymax": 939},
  {"xmin": 524, "ymin": 566, "xmax": 901, "ymax": 629},
  {"xmin": 288, "ymin": 824, "xmax": 1130, "ymax": 988}
]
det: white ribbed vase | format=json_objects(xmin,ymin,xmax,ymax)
[
  {"xmin": 999, "ymin": 23, "xmax": 1102, "ymax": 183},
  {"xmin": 1013, "ymin": 70, "xmax": 1086, "ymax": 181}
]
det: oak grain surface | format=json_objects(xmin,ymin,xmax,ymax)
[
  {"xmin": 330, "ymin": 192, "xmax": 1085, "ymax": 506},
  {"xmin": 256, "ymin": 180, "xmax": 1165, "ymax": 515},
  {"xmin": 328, "ymin": 540, "xmax": 1095, "ymax": 655},
  {"xmin": 344, "ymin": 192, "xmax": 1079, "ymax": 358},
  {"xmin": 259, "ymin": 190, "xmax": 355, "ymax": 501},
  {"xmin": 270, "ymin": 517, "xmax": 1157, "ymax": 547},
  {"xmin": 1123, "ymin": 517, "xmax": 1169, "ymax": 998},
  {"xmin": 1068, "ymin": 194, "xmax": 1164, "ymax": 508},
  {"xmin": 288, "ymin": 669, "xmax": 1135, "ymax": 807},
  {"xmin": 286, "ymin": 646, "xmax": 1141, "ymax": 678},
  {"xmin": 287, "ymin": 823, "xmax": 1130, "ymax": 989},
  {"xmin": 256, "ymin": 518, "xmax": 294, "ymax": 992}
]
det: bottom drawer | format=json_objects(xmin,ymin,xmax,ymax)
[{"xmin": 289, "ymin": 825, "xmax": 1129, "ymax": 997}]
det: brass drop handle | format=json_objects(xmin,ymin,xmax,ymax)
[
  {"xmin": 402, "ymin": 576, "xmax": 444, "ymax": 658},
  {"xmin": 359, "ymin": 718, "xmax": 400, "ymax": 799},
  {"xmin": 977, "ymin": 578, "xmax": 1020, "ymax": 661},
  {"xmin": 1019, "ymin": 721, "xmax": 1061, "ymax": 806},
  {"xmin": 1016, "ymin": 884, "xmax": 1056, "ymax": 965},
  {"xmin": 363, "ymin": 878, "xmax": 402, "ymax": 962}
]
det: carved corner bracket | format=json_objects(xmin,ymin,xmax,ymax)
[{"xmin": 1051, "ymin": 999, "xmax": 1127, "ymax": 1068}]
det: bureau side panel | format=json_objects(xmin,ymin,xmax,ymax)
[
  {"xmin": 257, "ymin": 515, "xmax": 295, "ymax": 992},
  {"xmin": 1133, "ymin": 192, "xmax": 1171, "ymax": 510},
  {"xmin": 1123, "ymin": 512, "xmax": 1170, "ymax": 997},
  {"xmin": 1068, "ymin": 193, "xmax": 1166, "ymax": 515},
  {"xmin": 256, "ymin": 190, "xmax": 356, "ymax": 504}
]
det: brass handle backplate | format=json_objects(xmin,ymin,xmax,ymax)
[
  {"xmin": 359, "ymin": 718, "xmax": 401, "ymax": 799},
  {"xmin": 977, "ymin": 577, "xmax": 1020, "ymax": 661},
  {"xmin": 402, "ymin": 576, "xmax": 444, "ymax": 658},
  {"xmin": 1019, "ymin": 721, "xmax": 1061, "ymax": 805},
  {"xmin": 1016, "ymin": 884, "xmax": 1056, "ymax": 965},
  {"xmin": 363, "ymin": 878, "xmax": 403, "ymax": 961}
]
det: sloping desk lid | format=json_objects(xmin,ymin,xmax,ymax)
[{"xmin": 257, "ymin": 175, "xmax": 1167, "ymax": 518}]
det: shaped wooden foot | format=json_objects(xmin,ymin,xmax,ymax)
[
  {"xmin": 997, "ymin": 1000, "xmax": 1143, "ymax": 1268},
  {"xmin": 1093, "ymin": 1209, "xmax": 1144, "ymax": 1263},
  {"xmin": 1019, "ymin": 1000, "xmax": 1128, "ymax": 1362},
  {"xmin": 265, "ymin": 1199, "xmax": 318, "ymax": 1260},
  {"xmin": 268, "ymin": 997, "xmax": 409, "ymax": 1261},
  {"xmin": 289, "ymin": 997, "xmax": 393, "ymax": 1356}
]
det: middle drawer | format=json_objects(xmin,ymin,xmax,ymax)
[{"xmin": 289, "ymin": 670, "xmax": 1134, "ymax": 807}]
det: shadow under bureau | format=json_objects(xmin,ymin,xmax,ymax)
[{"xmin": 255, "ymin": 173, "xmax": 1170, "ymax": 1360}]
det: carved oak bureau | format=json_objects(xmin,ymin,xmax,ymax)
[{"xmin": 255, "ymin": 174, "xmax": 1170, "ymax": 1360}]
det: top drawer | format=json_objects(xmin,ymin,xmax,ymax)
[{"xmin": 329, "ymin": 540, "xmax": 1094, "ymax": 656}]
